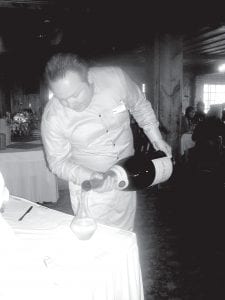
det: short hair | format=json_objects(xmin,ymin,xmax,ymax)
[
  {"xmin": 196, "ymin": 101, "xmax": 205, "ymax": 109},
  {"xmin": 44, "ymin": 53, "xmax": 88, "ymax": 84},
  {"xmin": 185, "ymin": 106, "xmax": 195, "ymax": 117}
]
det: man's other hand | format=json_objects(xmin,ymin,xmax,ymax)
[
  {"xmin": 152, "ymin": 139, "xmax": 172, "ymax": 158},
  {"xmin": 90, "ymin": 172, "xmax": 116, "ymax": 193}
]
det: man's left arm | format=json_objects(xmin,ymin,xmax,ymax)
[{"xmin": 118, "ymin": 69, "xmax": 172, "ymax": 157}]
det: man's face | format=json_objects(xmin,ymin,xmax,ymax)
[
  {"xmin": 50, "ymin": 71, "xmax": 93, "ymax": 112},
  {"xmin": 189, "ymin": 110, "xmax": 195, "ymax": 119},
  {"xmin": 198, "ymin": 103, "xmax": 205, "ymax": 112}
]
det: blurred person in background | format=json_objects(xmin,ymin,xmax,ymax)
[
  {"xmin": 192, "ymin": 105, "xmax": 225, "ymax": 153},
  {"xmin": 181, "ymin": 106, "xmax": 196, "ymax": 134},
  {"xmin": 189, "ymin": 105, "xmax": 225, "ymax": 185},
  {"xmin": 193, "ymin": 100, "xmax": 206, "ymax": 125}
]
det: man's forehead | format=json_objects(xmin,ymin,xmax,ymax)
[
  {"xmin": 51, "ymin": 86, "xmax": 84, "ymax": 101},
  {"xmin": 56, "ymin": 71, "xmax": 83, "ymax": 85},
  {"xmin": 50, "ymin": 72, "xmax": 85, "ymax": 99}
]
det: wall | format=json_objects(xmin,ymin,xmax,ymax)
[
  {"xmin": 91, "ymin": 52, "xmax": 148, "ymax": 91},
  {"xmin": 183, "ymin": 70, "xmax": 195, "ymax": 113},
  {"xmin": 195, "ymin": 73, "xmax": 225, "ymax": 106}
]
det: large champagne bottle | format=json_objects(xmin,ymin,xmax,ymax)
[
  {"xmin": 110, "ymin": 150, "xmax": 173, "ymax": 191},
  {"xmin": 87, "ymin": 151, "xmax": 173, "ymax": 191}
]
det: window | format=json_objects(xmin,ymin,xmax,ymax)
[{"xmin": 203, "ymin": 84, "xmax": 225, "ymax": 112}]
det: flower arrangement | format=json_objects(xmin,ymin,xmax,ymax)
[{"xmin": 11, "ymin": 109, "xmax": 34, "ymax": 137}]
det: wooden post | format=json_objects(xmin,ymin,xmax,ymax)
[{"xmin": 147, "ymin": 34, "xmax": 183, "ymax": 158}]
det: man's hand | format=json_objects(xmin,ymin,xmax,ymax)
[
  {"xmin": 152, "ymin": 139, "xmax": 172, "ymax": 158},
  {"xmin": 145, "ymin": 127, "xmax": 172, "ymax": 158},
  {"xmin": 89, "ymin": 172, "xmax": 116, "ymax": 193}
]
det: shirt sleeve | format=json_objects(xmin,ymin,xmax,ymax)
[
  {"xmin": 117, "ymin": 68, "xmax": 160, "ymax": 137},
  {"xmin": 41, "ymin": 104, "xmax": 93, "ymax": 185}
]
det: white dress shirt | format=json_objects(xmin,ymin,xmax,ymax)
[{"xmin": 41, "ymin": 66, "xmax": 159, "ymax": 230}]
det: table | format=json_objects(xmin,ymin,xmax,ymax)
[
  {"xmin": 0, "ymin": 118, "xmax": 11, "ymax": 146},
  {"xmin": 0, "ymin": 143, "xmax": 58, "ymax": 203},
  {"xmin": 180, "ymin": 133, "xmax": 196, "ymax": 156},
  {"xmin": 1, "ymin": 195, "xmax": 144, "ymax": 300}
]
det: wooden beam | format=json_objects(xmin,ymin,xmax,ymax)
[
  {"xmin": 185, "ymin": 40, "xmax": 225, "ymax": 54},
  {"xmin": 184, "ymin": 26, "xmax": 225, "ymax": 45},
  {"xmin": 184, "ymin": 33, "xmax": 225, "ymax": 51},
  {"xmin": 147, "ymin": 34, "xmax": 183, "ymax": 157}
]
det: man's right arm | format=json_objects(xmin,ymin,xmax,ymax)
[{"xmin": 41, "ymin": 115, "xmax": 94, "ymax": 185}]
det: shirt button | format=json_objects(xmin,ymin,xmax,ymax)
[
  {"xmin": 99, "ymin": 114, "xmax": 102, "ymax": 117},
  {"xmin": 113, "ymin": 143, "xmax": 116, "ymax": 146},
  {"xmin": 106, "ymin": 129, "xmax": 109, "ymax": 133}
]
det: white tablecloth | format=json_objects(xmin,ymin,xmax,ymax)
[
  {"xmin": 1, "ymin": 196, "xmax": 144, "ymax": 300},
  {"xmin": 0, "ymin": 145, "xmax": 58, "ymax": 203},
  {"xmin": 180, "ymin": 133, "xmax": 195, "ymax": 156},
  {"xmin": 0, "ymin": 118, "xmax": 11, "ymax": 146}
]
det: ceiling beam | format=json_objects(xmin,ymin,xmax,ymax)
[
  {"xmin": 185, "ymin": 40, "xmax": 225, "ymax": 54},
  {"xmin": 0, "ymin": 0, "xmax": 53, "ymax": 9},
  {"xmin": 184, "ymin": 26, "xmax": 225, "ymax": 45},
  {"xmin": 184, "ymin": 33, "xmax": 225, "ymax": 51}
]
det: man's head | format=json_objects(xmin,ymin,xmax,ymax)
[
  {"xmin": 196, "ymin": 101, "xmax": 205, "ymax": 113},
  {"xmin": 45, "ymin": 53, "xmax": 93, "ymax": 112},
  {"xmin": 185, "ymin": 106, "xmax": 195, "ymax": 119}
]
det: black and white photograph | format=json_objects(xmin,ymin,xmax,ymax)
[{"xmin": 1, "ymin": 1, "xmax": 225, "ymax": 299}]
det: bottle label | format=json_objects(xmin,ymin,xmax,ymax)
[{"xmin": 151, "ymin": 157, "xmax": 173, "ymax": 186}]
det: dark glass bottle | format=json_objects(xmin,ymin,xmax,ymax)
[
  {"xmin": 109, "ymin": 150, "xmax": 173, "ymax": 191},
  {"xmin": 86, "ymin": 150, "xmax": 173, "ymax": 192}
]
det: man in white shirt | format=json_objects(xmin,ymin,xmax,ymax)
[{"xmin": 41, "ymin": 53, "xmax": 171, "ymax": 231}]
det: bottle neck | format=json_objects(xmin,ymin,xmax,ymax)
[{"xmin": 77, "ymin": 190, "xmax": 90, "ymax": 219}]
